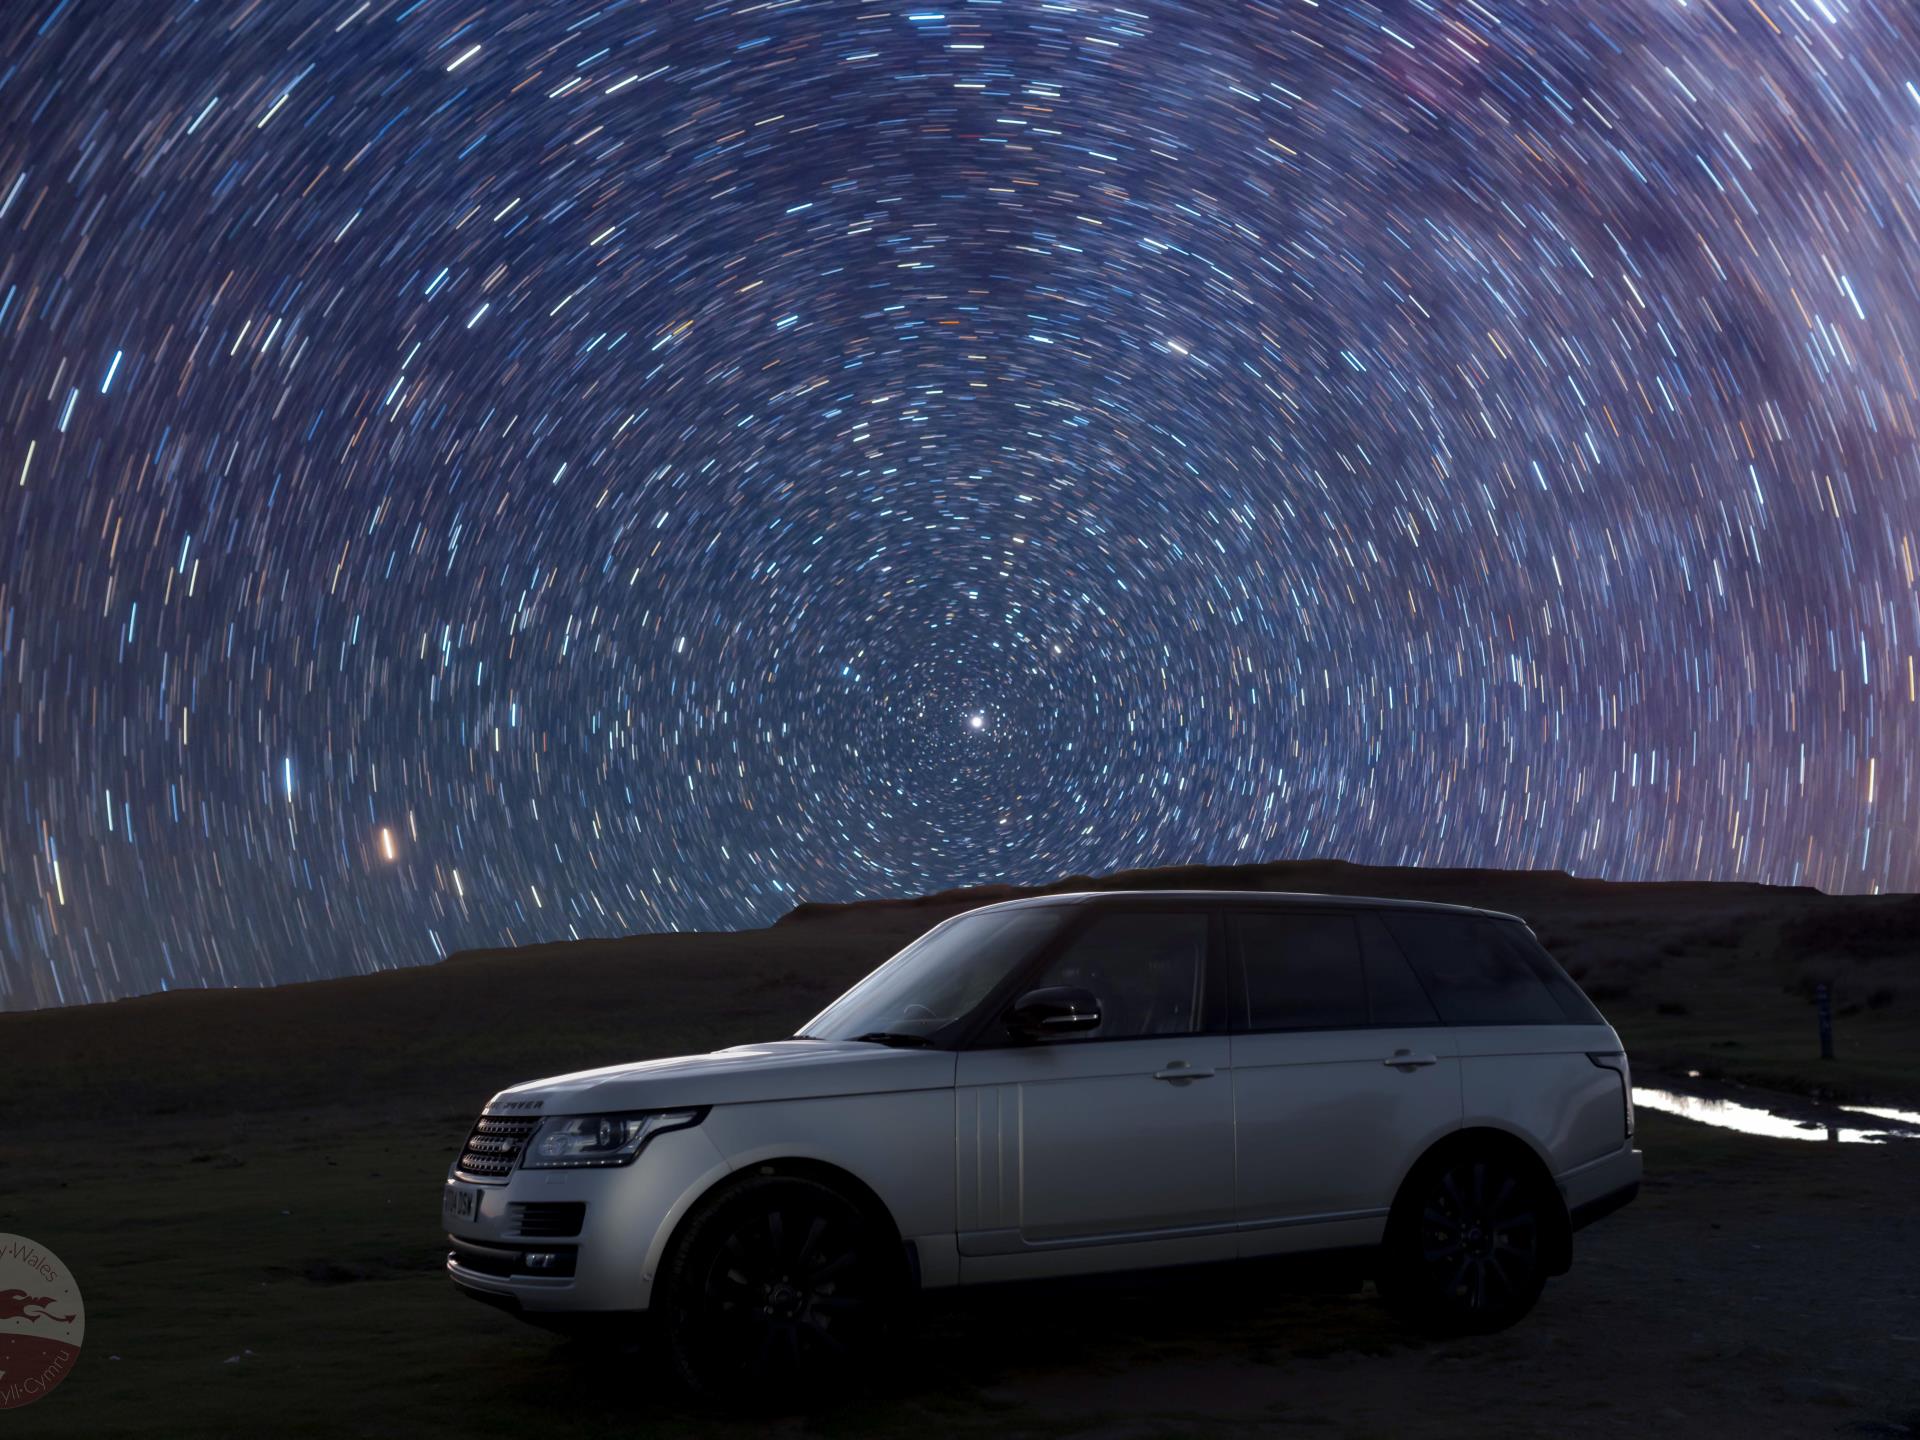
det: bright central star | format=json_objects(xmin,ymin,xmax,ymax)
[{"xmin": 967, "ymin": 713, "xmax": 986, "ymax": 730}]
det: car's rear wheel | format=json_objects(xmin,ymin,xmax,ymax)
[
  {"xmin": 659, "ymin": 1172, "xmax": 898, "ymax": 1404},
  {"xmin": 1379, "ymin": 1149, "xmax": 1548, "ymax": 1334}
]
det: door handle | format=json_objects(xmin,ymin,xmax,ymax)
[
  {"xmin": 1384, "ymin": 1050, "xmax": 1439, "ymax": 1070},
  {"xmin": 1153, "ymin": 1062, "xmax": 1216, "ymax": 1082}
]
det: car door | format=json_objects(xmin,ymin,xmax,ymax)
[
  {"xmin": 1227, "ymin": 909, "xmax": 1463, "ymax": 1257},
  {"xmin": 954, "ymin": 906, "xmax": 1236, "ymax": 1265},
  {"xmin": 1379, "ymin": 911, "xmax": 1625, "ymax": 1173}
]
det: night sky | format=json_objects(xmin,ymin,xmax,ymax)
[{"xmin": 3, "ymin": 0, "xmax": 1917, "ymax": 1009}]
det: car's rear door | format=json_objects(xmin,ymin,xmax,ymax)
[
  {"xmin": 1379, "ymin": 912, "xmax": 1625, "ymax": 1173},
  {"xmin": 1227, "ymin": 908, "xmax": 1464, "ymax": 1257},
  {"xmin": 954, "ymin": 905, "xmax": 1237, "ymax": 1272}
]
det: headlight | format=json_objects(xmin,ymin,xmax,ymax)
[{"xmin": 520, "ymin": 1109, "xmax": 703, "ymax": 1169}]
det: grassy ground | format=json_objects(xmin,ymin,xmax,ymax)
[
  {"xmin": 1, "ymin": 860, "xmax": 1915, "ymax": 1436},
  {"xmin": 3, "ymin": 1111, "xmax": 1914, "ymax": 1439}
]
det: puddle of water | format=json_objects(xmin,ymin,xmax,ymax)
[
  {"xmin": 1841, "ymin": 1102, "xmax": 1920, "ymax": 1128},
  {"xmin": 1633, "ymin": 1083, "xmax": 1920, "ymax": 1145}
]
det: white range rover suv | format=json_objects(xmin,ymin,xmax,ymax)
[{"xmin": 444, "ymin": 891, "xmax": 1641, "ymax": 1395}]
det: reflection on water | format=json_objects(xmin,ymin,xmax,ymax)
[
  {"xmin": 1841, "ymin": 1102, "xmax": 1920, "ymax": 1128},
  {"xmin": 1634, "ymin": 1084, "xmax": 1920, "ymax": 1145}
]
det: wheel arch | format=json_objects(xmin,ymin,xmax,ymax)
[
  {"xmin": 648, "ymin": 1154, "xmax": 914, "ymax": 1301},
  {"xmin": 1387, "ymin": 1125, "xmax": 1573, "ymax": 1276}
]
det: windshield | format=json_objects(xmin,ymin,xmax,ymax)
[{"xmin": 797, "ymin": 906, "xmax": 1068, "ymax": 1046}]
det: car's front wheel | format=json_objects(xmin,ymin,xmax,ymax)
[
  {"xmin": 658, "ymin": 1171, "xmax": 899, "ymax": 1403},
  {"xmin": 1378, "ymin": 1149, "xmax": 1549, "ymax": 1334}
]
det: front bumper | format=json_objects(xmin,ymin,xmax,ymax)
[{"xmin": 444, "ymin": 1123, "xmax": 731, "ymax": 1314}]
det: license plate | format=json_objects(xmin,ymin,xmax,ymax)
[{"xmin": 443, "ymin": 1183, "xmax": 482, "ymax": 1226}]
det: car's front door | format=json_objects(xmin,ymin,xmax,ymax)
[
  {"xmin": 954, "ymin": 907, "xmax": 1235, "ymax": 1263},
  {"xmin": 1226, "ymin": 909, "xmax": 1464, "ymax": 1257}
]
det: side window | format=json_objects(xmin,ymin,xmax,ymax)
[
  {"xmin": 1026, "ymin": 911, "xmax": 1208, "ymax": 1040},
  {"xmin": 1380, "ymin": 914, "xmax": 1568, "ymax": 1025},
  {"xmin": 1231, "ymin": 912, "xmax": 1368, "ymax": 1031},
  {"xmin": 1490, "ymin": 923, "xmax": 1606, "ymax": 1024},
  {"xmin": 1356, "ymin": 915, "xmax": 1442, "ymax": 1025}
]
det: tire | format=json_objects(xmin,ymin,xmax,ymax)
[
  {"xmin": 657, "ymin": 1172, "xmax": 899, "ymax": 1404},
  {"xmin": 1378, "ymin": 1148, "xmax": 1549, "ymax": 1335}
]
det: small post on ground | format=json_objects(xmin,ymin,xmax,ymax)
[{"xmin": 1815, "ymin": 981, "xmax": 1834, "ymax": 1061}]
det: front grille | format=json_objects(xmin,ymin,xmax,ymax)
[
  {"xmin": 511, "ymin": 1202, "xmax": 585, "ymax": 1238},
  {"xmin": 458, "ymin": 1113, "xmax": 540, "ymax": 1178}
]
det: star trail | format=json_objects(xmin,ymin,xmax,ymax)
[{"xmin": 2, "ymin": 0, "xmax": 1917, "ymax": 1009}]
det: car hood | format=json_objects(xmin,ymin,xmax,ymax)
[{"xmin": 484, "ymin": 1039, "xmax": 957, "ymax": 1114}]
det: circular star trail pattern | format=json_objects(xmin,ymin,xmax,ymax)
[{"xmin": 2, "ymin": 0, "xmax": 1918, "ymax": 1008}]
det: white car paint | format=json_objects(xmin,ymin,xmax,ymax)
[{"xmin": 444, "ymin": 890, "xmax": 1643, "ymax": 1317}]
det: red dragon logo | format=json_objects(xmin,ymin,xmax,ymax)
[
  {"xmin": 0, "ymin": 1234, "xmax": 84, "ymax": 1411},
  {"xmin": 0, "ymin": 1289, "xmax": 74, "ymax": 1326}
]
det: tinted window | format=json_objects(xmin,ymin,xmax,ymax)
[
  {"xmin": 1232, "ymin": 912, "xmax": 1368, "ymax": 1031},
  {"xmin": 1027, "ymin": 911, "xmax": 1208, "ymax": 1039},
  {"xmin": 1380, "ymin": 914, "xmax": 1572, "ymax": 1026},
  {"xmin": 1357, "ymin": 914, "xmax": 1442, "ymax": 1025},
  {"xmin": 1499, "ymin": 926, "xmax": 1606, "ymax": 1024}
]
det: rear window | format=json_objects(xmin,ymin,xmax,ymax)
[
  {"xmin": 1380, "ymin": 914, "xmax": 1601, "ymax": 1026},
  {"xmin": 1230, "ymin": 911, "xmax": 1368, "ymax": 1030},
  {"xmin": 1357, "ymin": 915, "xmax": 1442, "ymax": 1025},
  {"xmin": 1499, "ymin": 925, "xmax": 1605, "ymax": 1024}
]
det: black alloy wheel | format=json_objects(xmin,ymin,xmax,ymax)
[
  {"xmin": 662, "ymin": 1173, "xmax": 897, "ymax": 1402},
  {"xmin": 1382, "ymin": 1151, "xmax": 1547, "ymax": 1334}
]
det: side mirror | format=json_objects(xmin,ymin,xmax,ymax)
[{"xmin": 1005, "ymin": 986, "xmax": 1101, "ymax": 1040}]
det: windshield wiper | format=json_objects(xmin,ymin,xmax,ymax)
[{"xmin": 849, "ymin": 1031, "xmax": 934, "ymax": 1049}]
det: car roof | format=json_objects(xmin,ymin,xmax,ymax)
[{"xmin": 963, "ymin": 889, "xmax": 1525, "ymax": 924}]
